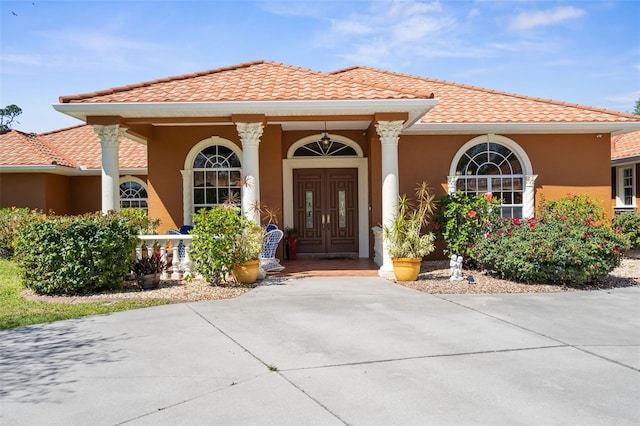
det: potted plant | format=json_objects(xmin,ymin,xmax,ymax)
[
  {"xmin": 233, "ymin": 220, "xmax": 264, "ymax": 284},
  {"xmin": 191, "ymin": 205, "xmax": 264, "ymax": 285},
  {"xmin": 132, "ymin": 245, "xmax": 165, "ymax": 289},
  {"xmin": 284, "ymin": 227, "xmax": 298, "ymax": 260},
  {"xmin": 383, "ymin": 182, "xmax": 437, "ymax": 281}
]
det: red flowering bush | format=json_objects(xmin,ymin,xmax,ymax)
[
  {"xmin": 474, "ymin": 194, "xmax": 628, "ymax": 285},
  {"xmin": 434, "ymin": 191, "xmax": 502, "ymax": 263}
]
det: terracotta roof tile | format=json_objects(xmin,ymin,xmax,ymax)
[
  {"xmin": 612, "ymin": 131, "xmax": 640, "ymax": 160},
  {"xmin": 331, "ymin": 66, "xmax": 640, "ymax": 124},
  {"xmin": 60, "ymin": 60, "xmax": 433, "ymax": 104},
  {"xmin": 40, "ymin": 125, "xmax": 147, "ymax": 170},
  {"xmin": 0, "ymin": 125, "xmax": 147, "ymax": 170},
  {"xmin": 0, "ymin": 130, "xmax": 75, "ymax": 167}
]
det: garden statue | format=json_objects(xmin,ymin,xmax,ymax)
[{"xmin": 450, "ymin": 255, "xmax": 464, "ymax": 281}]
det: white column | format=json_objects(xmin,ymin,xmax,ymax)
[
  {"xmin": 94, "ymin": 125, "xmax": 124, "ymax": 214},
  {"xmin": 376, "ymin": 120, "xmax": 403, "ymax": 279},
  {"xmin": 236, "ymin": 122, "xmax": 264, "ymax": 224},
  {"xmin": 180, "ymin": 169, "xmax": 193, "ymax": 225},
  {"xmin": 523, "ymin": 174, "xmax": 538, "ymax": 218}
]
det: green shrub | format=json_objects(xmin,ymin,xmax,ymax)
[
  {"xmin": 434, "ymin": 191, "xmax": 502, "ymax": 262},
  {"xmin": 119, "ymin": 208, "xmax": 161, "ymax": 234},
  {"xmin": 612, "ymin": 212, "xmax": 640, "ymax": 250},
  {"xmin": 474, "ymin": 194, "xmax": 628, "ymax": 285},
  {"xmin": 13, "ymin": 212, "xmax": 139, "ymax": 295},
  {"xmin": 0, "ymin": 207, "xmax": 37, "ymax": 259},
  {"xmin": 190, "ymin": 206, "xmax": 263, "ymax": 285}
]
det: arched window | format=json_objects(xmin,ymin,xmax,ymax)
[
  {"xmin": 451, "ymin": 137, "xmax": 531, "ymax": 218},
  {"xmin": 192, "ymin": 144, "xmax": 242, "ymax": 210},
  {"xmin": 293, "ymin": 140, "xmax": 358, "ymax": 157},
  {"xmin": 119, "ymin": 177, "xmax": 148, "ymax": 210}
]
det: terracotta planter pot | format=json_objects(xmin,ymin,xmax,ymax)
[
  {"xmin": 139, "ymin": 273, "xmax": 160, "ymax": 290},
  {"xmin": 392, "ymin": 258, "xmax": 422, "ymax": 282},
  {"xmin": 234, "ymin": 259, "xmax": 260, "ymax": 284}
]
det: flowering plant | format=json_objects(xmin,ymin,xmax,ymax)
[
  {"xmin": 190, "ymin": 206, "xmax": 264, "ymax": 285},
  {"xmin": 474, "ymin": 194, "xmax": 628, "ymax": 285},
  {"xmin": 434, "ymin": 191, "xmax": 502, "ymax": 263},
  {"xmin": 383, "ymin": 182, "xmax": 436, "ymax": 259}
]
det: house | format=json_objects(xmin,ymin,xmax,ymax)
[
  {"xmin": 0, "ymin": 125, "xmax": 147, "ymax": 215},
  {"xmin": 611, "ymin": 130, "xmax": 640, "ymax": 214},
  {"xmin": 5, "ymin": 60, "xmax": 640, "ymax": 277}
]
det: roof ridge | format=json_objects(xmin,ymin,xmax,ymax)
[
  {"xmin": 30, "ymin": 133, "xmax": 77, "ymax": 167},
  {"xmin": 38, "ymin": 123, "xmax": 88, "ymax": 136},
  {"xmin": 330, "ymin": 65, "xmax": 434, "ymax": 99},
  {"xmin": 332, "ymin": 66, "xmax": 639, "ymax": 120},
  {"xmin": 59, "ymin": 60, "xmax": 269, "ymax": 103}
]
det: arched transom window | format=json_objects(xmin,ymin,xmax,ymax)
[
  {"xmin": 120, "ymin": 178, "xmax": 148, "ymax": 210},
  {"xmin": 193, "ymin": 145, "xmax": 242, "ymax": 210},
  {"xmin": 455, "ymin": 142, "xmax": 524, "ymax": 218},
  {"xmin": 293, "ymin": 139, "xmax": 358, "ymax": 157}
]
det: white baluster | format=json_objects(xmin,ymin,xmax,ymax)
[{"xmin": 172, "ymin": 245, "xmax": 180, "ymax": 280}]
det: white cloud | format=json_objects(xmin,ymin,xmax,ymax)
[{"xmin": 509, "ymin": 6, "xmax": 586, "ymax": 31}]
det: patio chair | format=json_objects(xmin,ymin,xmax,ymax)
[{"xmin": 260, "ymin": 228, "xmax": 284, "ymax": 272}]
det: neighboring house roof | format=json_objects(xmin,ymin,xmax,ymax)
[
  {"xmin": 0, "ymin": 125, "xmax": 147, "ymax": 173},
  {"xmin": 331, "ymin": 66, "xmax": 640, "ymax": 125},
  {"xmin": 41, "ymin": 125, "xmax": 147, "ymax": 170},
  {"xmin": 612, "ymin": 130, "xmax": 640, "ymax": 163},
  {"xmin": 59, "ymin": 60, "xmax": 434, "ymax": 103},
  {"xmin": 0, "ymin": 130, "xmax": 75, "ymax": 168}
]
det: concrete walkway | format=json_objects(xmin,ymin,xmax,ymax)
[{"xmin": 1, "ymin": 277, "xmax": 639, "ymax": 425}]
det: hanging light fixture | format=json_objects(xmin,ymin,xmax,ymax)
[{"xmin": 320, "ymin": 121, "xmax": 331, "ymax": 147}]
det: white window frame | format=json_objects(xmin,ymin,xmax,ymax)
[
  {"xmin": 616, "ymin": 164, "xmax": 636, "ymax": 208},
  {"xmin": 119, "ymin": 176, "xmax": 148, "ymax": 210},
  {"xmin": 448, "ymin": 134, "xmax": 536, "ymax": 218},
  {"xmin": 181, "ymin": 137, "xmax": 243, "ymax": 225}
]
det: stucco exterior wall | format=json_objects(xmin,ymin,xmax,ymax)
[
  {"xmin": 44, "ymin": 174, "xmax": 71, "ymax": 215},
  {"xmin": 0, "ymin": 173, "xmax": 47, "ymax": 210},
  {"xmin": 396, "ymin": 133, "xmax": 612, "ymax": 215},
  {"xmin": 69, "ymin": 176, "xmax": 101, "ymax": 214}
]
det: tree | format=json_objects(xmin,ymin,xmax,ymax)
[
  {"xmin": 633, "ymin": 98, "xmax": 640, "ymax": 116},
  {"xmin": 0, "ymin": 104, "xmax": 22, "ymax": 133}
]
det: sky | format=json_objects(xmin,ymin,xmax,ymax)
[{"xmin": 1, "ymin": 0, "xmax": 639, "ymax": 133}]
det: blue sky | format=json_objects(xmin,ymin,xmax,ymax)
[{"xmin": 1, "ymin": 0, "xmax": 639, "ymax": 133}]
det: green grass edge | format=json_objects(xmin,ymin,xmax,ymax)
[{"xmin": 0, "ymin": 259, "xmax": 170, "ymax": 329}]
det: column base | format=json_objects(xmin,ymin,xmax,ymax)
[{"xmin": 378, "ymin": 267, "xmax": 396, "ymax": 281}]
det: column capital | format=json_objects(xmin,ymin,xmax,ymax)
[
  {"xmin": 526, "ymin": 174, "xmax": 538, "ymax": 187},
  {"xmin": 236, "ymin": 122, "xmax": 264, "ymax": 147},
  {"xmin": 375, "ymin": 120, "xmax": 404, "ymax": 144},
  {"xmin": 93, "ymin": 125, "xmax": 125, "ymax": 148}
]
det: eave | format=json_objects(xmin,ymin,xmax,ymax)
[
  {"xmin": 0, "ymin": 165, "xmax": 147, "ymax": 176},
  {"xmin": 53, "ymin": 99, "xmax": 438, "ymax": 130},
  {"xmin": 404, "ymin": 122, "xmax": 640, "ymax": 135}
]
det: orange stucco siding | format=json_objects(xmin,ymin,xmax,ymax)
[
  {"xmin": 44, "ymin": 174, "xmax": 71, "ymax": 215},
  {"xmin": 0, "ymin": 173, "xmax": 47, "ymax": 210}
]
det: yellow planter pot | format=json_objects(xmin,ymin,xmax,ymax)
[
  {"xmin": 234, "ymin": 259, "xmax": 260, "ymax": 284},
  {"xmin": 392, "ymin": 258, "xmax": 422, "ymax": 282}
]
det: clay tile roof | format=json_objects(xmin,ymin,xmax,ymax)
[
  {"xmin": 612, "ymin": 131, "xmax": 640, "ymax": 161},
  {"xmin": 40, "ymin": 125, "xmax": 147, "ymax": 170},
  {"xmin": 0, "ymin": 130, "xmax": 75, "ymax": 167},
  {"xmin": 0, "ymin": 125, "xmax": 146, "ymax": 170},
  {"xmin": 60, "ymin": 60, "xmax": 434, "ymax": 104},
  {"xmin": 331, "ymin": 66, "xmax": 640, "ymax": 124}
]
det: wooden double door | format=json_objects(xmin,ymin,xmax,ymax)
[{"xmin": 293, "ymin": 168, "xmax": 358, "ymax": 255}]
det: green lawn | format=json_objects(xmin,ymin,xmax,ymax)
[{"xmin": 0, "ymin": 259, "xmax": 169, "ymax": 329}]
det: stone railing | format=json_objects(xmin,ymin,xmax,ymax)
[{"xmin": 136, "ymin": 234, "xmax": 194, "ymax": 280}]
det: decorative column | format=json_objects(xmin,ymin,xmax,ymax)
[
  {"xmin": 94, "ymin": 125, "xmax": 124, "ymax": 214},
  {"xmin": 180, "ymin": 169, "xmax": 193, "ymax": 226},
  {"xmin": 236, "ymin": 122, "xmax": 264, "ymax": 223},
  {"xmin": 523, "ymin": 174, "xmax": 538, "ymax": 218},
  {"xmin": 376, "ymin": 120, "xmax": 404, "ymax": 279}
]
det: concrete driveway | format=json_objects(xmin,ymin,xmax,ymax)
[{"xmin": 1, "ymin": 277, "xmax": 639, "ymax": 425}]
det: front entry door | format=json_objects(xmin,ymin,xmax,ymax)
[{"xmin": 293, "ymin": 168, "xmax": 358, "ymax": 255}]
